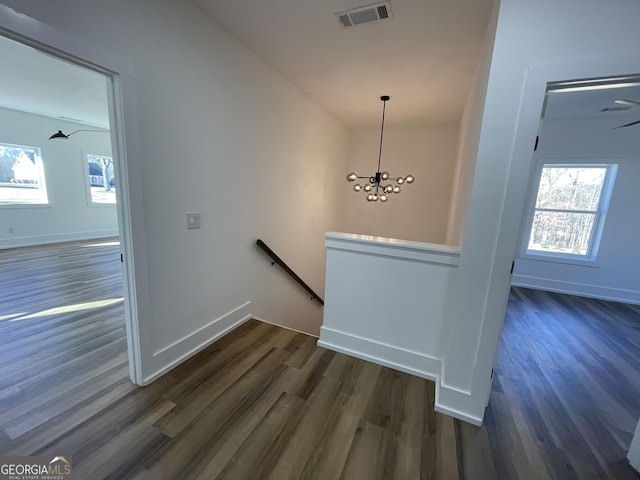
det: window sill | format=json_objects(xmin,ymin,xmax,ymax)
[
  {"xmin": 0, "ymin": 203, "xmax": 52, "ymax": 209},
  {"xmin": 519, "ymin": 251, "xmax": 600, "ymax": 268},
  {"xmin": 87, "ymin": 202, "xmax": 117, "ymax": 208}
]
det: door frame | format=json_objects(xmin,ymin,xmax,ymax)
[{"xmin": 0, "ymin": 4, "xmax": 148, "ymax": 384}]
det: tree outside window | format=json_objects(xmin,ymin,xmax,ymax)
[
  {"xmin": 87, "ymin": 154, "xmax": 116, "ymax": 204},
  {"xmin": 526, "ymin": 164, "xmax": 617, "ymax": 259}
]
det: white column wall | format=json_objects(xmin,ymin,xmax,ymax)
[{"xmin": 441, "ymin": 0, "xmax": 640, "ymax": 423}]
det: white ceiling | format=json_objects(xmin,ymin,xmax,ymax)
[
  {"xmin": 0, "ymin": 35, "xmax": 109, "ymax": 129},
  {"xmin": 194, "ymin": 0, "xmax": 496, "ymax": 128},
  {"xmin": 1, "ymin": 5, "xmax": 639, "ymax": 133},
  {"xmin": 544, "ymin": 84, "xmax": 640, "ymax": 124}
]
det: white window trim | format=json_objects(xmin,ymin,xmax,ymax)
[
  {"xmin": 0, "ymin": 142, "xmax": 49, "ymax": 207},
  {"xmin": 519, "ymin": 160, "xmax": 618, "ymax": 266},
  {"xmin": 84, "ymin": 152, "xmax": 116, "ymax": 207}
]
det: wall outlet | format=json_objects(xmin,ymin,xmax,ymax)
[{"xmin": 186, "ymin": 212, "xmax": 201, "ymax": 229}]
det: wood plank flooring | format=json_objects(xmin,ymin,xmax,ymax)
[
  {"xmin": 0, "ymin": 240, "xmax": 457, "ymax": 479},
  {"xmin": 458, "ymin": 287, "xmax": 640, "ymax": 480}
]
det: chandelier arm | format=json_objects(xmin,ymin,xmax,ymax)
[{"xmin": 68, "ymin": 129, "xmax": 109, "ymax": 136}]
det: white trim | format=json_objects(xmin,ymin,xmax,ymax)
[
  {"xmin": 145, "ymin": 302, "xmax": 252, "ymax": 384},
  {"xmin": 434, "ymin": 402, "xmax": 483, "ymax": 427},
  {"xmin": 325, "ymin": 232, "xmax": 460, "ymax": 266},
  {"xmin": 512, "ymin": 274, "xmax": 640, "ymax": 304},
  {"xmin": 318, "ymin": 326, "xmax": 441, "ymax": 381},
  {"xmin": 0, "ymin": 229, "xmax": 118, "ymax": 249},
  {"xmin": 518, "ymin": 251, "xmax": 601, "ymax": 268},
  {"xmin": 318, "ymin": 325, "xmax": 486, "ymax": 425},
  {"xmin": 434, "ymin": 377, "xmax": 483, "ymax": 426},
  {"xmin": 252, "ymin": 316, "xmax": 319, "ymax": 338}
]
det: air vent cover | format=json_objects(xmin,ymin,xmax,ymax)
[{"xmin": 335, "ymin": 2, "xmax": 393, "ymax": 29}]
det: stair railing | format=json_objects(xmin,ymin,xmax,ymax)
[{"xmin": 256, "ymin": 239, "xmax": 324, "ymax": 306}]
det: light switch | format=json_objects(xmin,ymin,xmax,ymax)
[{"xmin": 186, "ymin": 212, "xmax": 201, "ymax": 229}]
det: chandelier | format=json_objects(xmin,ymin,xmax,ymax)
[{"xmin": 346, "ymin": 95, "xmax": 414, "ymax": 202}]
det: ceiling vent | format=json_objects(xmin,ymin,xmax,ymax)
[{"xmin": 335, "ymin": 2, "xmax": 393, "ymax": 29}]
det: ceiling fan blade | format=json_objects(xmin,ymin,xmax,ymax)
[
  {"xmin": 612, "ymin": 119, "xmax": 640, "ymax": 130},
  {"xmin": 614, "ymin": 99, "xmax": 640, "ymax": 106}
]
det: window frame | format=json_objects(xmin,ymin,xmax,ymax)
[
  {"xmin": 84, "ymin": 152, "xmax": 117, "ymax": 207},
  {"xmin": 520, "ymin": 160, "xmax": 618, "ymax": 265},
  {"xmin": 0, "ymin": 142, "xmax": 49, "ymax": 207}
]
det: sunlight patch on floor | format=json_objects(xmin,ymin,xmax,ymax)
[
  {"xmin": 7, "ymin": 298, "xmax": 124, "ymax": 322},
  {"xmin": 82, "ymin": 241, "xmax": 120, "ymax": 247},
  {"xmin": 0, "ymin": 312, "xmax": 27, "ymax": 321}
]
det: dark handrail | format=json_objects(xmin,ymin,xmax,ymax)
[{"xmin": 256, "ymin": 239, "xmax": 324, "ymax": 306}]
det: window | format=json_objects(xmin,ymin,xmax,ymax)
[
  {"xmin": 0, "ymin": 143, "xmax": 48, "ymax": 205},
  {"xmin": 87, "ymin": 154, "xmax": 116, "ymax": 204},
  {"xmin": 524, "ymin": 163, "xmax": 617, "ymax": 261}
]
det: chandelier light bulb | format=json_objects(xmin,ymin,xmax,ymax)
[
  {"xmin": 367, "ymin": 193, "xmax": 374, "ymax": 201},
  {"xmin": 372, "ymin": 194, "xmax": 379, "ymax": 201},
  {"xmin": 384, "ymin": 185, "xmax": 393, "ymax": 193},
  {"xmin": 381, "ymin": 171, "xmax": 390, "ymax": 180},
  {"xmin": 380, "ymin": 194, "xmax": 388, "ymax": 202},
  {"xmin": 396, "ymin": 177, "xmax": 404, "ymax": 184},
  {"xmin": 353, "ymin": 184, "xmax": 362, "ymax": 192},
  {"xmin": 393, "ymin": 185, "xmax": 401, "ymax": 194},
  {"xmin": 364, "ymin": 184, "xmax": 372, "ymax": 192},
  {"xmin": 346, "ymin": 172, "xmax": 358, "ymax": 182},
  {"xmin": 405, "ymin": 174, "xmax": 415, "ymax": 184}
]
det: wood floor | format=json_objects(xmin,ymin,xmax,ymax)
[
  {"xmin": 0, "ymin": 240, "xmax": 457, "ymax": 479},
  {"xmin": 4, "ymin": 241, "xmax": 640, "ymax": 479},
  {"xmin": 458, "ymin": 287, "xmax": 640, "ymax": 480}
]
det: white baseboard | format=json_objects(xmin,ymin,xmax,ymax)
[
  {"xmin": 512, "ymin": 274, "xmax": 640, "ymax": 305},
  {"xmin": 144, "ymin": 301, "xmax": 252, "ymax": 384},
  {"xmin": 434, "ymin": 403, "xmax": 483, "ymax": 426},
  {"xmin": 318, "ymin": 325, "xmax": 488, "ymax": 426},
  {"xmin": 0, "ymin": 229, "xmax": 119, "ymax": 249},
  {"xmin": 434, "ymin": 382, "xmax": 483, "ymax": 426},
  {"xmin": 252, "ymin": 316, "xmax": 319, "ymax": 338},
  {"xmin": 318, "ymin": 326, "xmax": 440, "ymax": 381}
]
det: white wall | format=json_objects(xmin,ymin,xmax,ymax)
[
  {"xmin": 343, "ymin": 124, "xmax": 458, "ymax": 244},
  {"xmin": 445, "ymin": 6, "xmax": 497, "ymax": 247},
  {"xmin": 0, "ymin": 0, "xmax": 348, "ymax": 382},
  {"xmin": 513, "ymin": 117, "xmax": 640, "ymax": 304},
  {"xmin": 320, "ymin": 233, "xmax": 460, "ymax": 383},
  {"xmin": 440, "ymin": 0, "xmax": 640, "ymax": 424},
  {"xmin": 0, "ymin": 108, "xmax": 116, "ymax": 248}
]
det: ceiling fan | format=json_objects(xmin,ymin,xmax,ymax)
[{"xmin": 609, "ymin": 99, "xmax": 640, "ymax": 129}]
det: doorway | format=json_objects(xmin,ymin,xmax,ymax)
[{"xmin": 0, "ymin": 13, "xmax": 142, "ymax": 384}]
